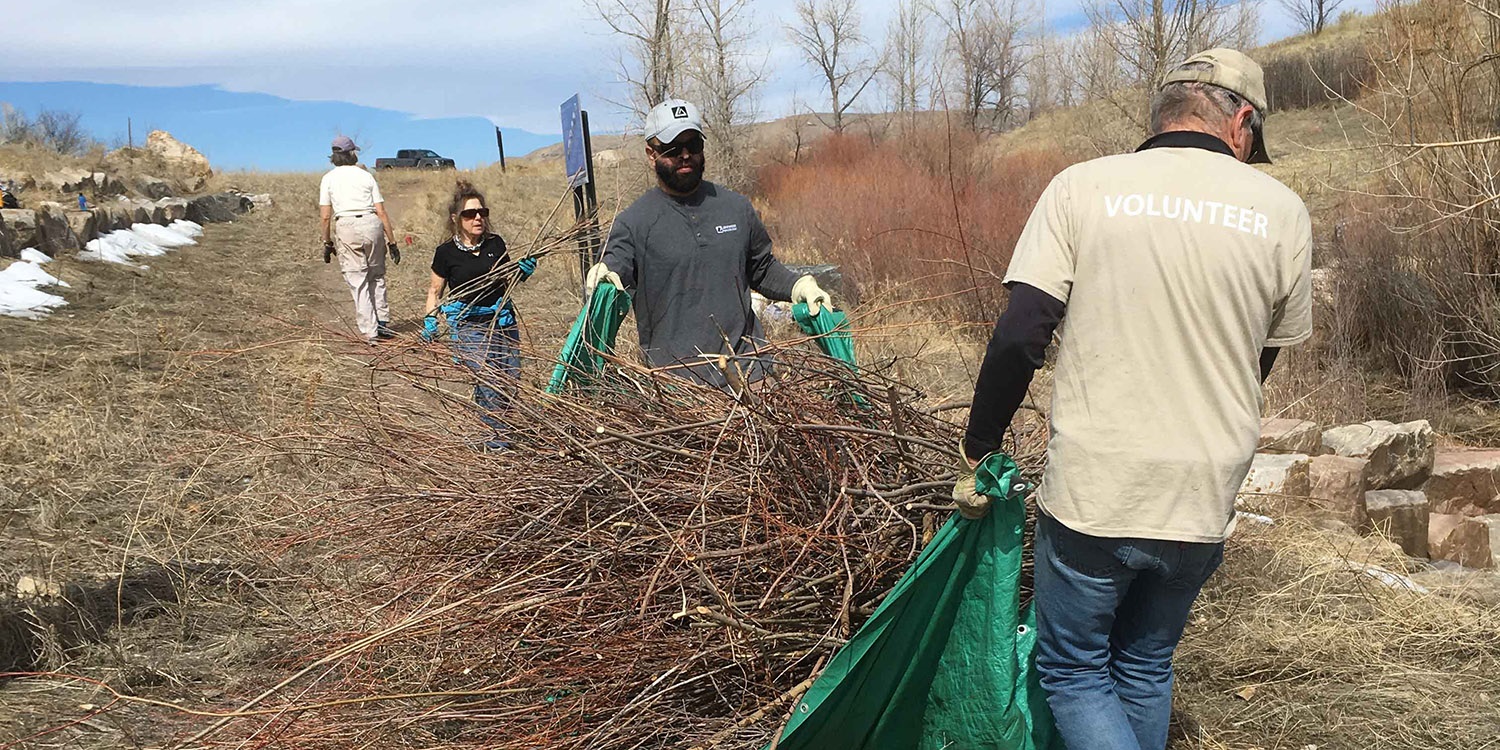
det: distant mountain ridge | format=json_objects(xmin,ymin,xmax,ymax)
[{"xmin": 0, "ymin": 81, "xmax": 562, "ymax": 171}]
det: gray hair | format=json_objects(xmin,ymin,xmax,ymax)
[
  {"xmin": 1150, "ymin": 62, "xmax": 1264, "ymax": 137},
  {"xmin": 329, "ymin": 150, "xmax": 358, "ymax": 167}
]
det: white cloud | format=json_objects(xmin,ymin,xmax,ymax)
[{"xmin": 3, "ymin": 0, "xmax": 1388, "ymax": 133}]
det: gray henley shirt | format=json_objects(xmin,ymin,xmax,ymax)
[{"xmin": 601, "ymin": 181, "xmax": 800, "ymax": 386}]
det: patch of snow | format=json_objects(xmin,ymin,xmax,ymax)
[
  {"xmin": 0, "ymin": 259, "xmax": 68, "ymax": 319},
  {"xmin": 1340, "ymin": 561, "xmax": 1429, "ymax": 595},
  {"xmin": 171, "ymin": 220, "xmax": 204, "ymax": 238},
  {"xmin": 131, "ymin": 222, "xmax": 197, "ymax": 248},
  {"xmin": 19, "ymin": 248, "xmax": 52, "ymax": 264},
  {"xmin": 78, "ymin": 222, "xmax": 200, "ymax": 267},
  {"xmin": 0, "ymin": 260, "xmax": 70, "ymax": 288}
]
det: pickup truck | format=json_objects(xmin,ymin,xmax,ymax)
[{"xmin": 374, "ymin": 149, "xmax": 457, "ymax": 170}]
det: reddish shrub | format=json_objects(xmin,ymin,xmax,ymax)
[{"xmin": 756, "ymin": 131, "xmax": 1073, "ymax": 321}]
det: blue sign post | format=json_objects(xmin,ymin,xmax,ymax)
[
  {"xmin": 560, "ymin": 94, "xmax": 601, "ymax": 282},
  {"xmin": 561, "ymin": 94, "xmax": 589, "ymax": 188}
]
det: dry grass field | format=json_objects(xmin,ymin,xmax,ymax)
[{"xmin": 0, "ymin": 148, "xmax": 1495, "ymax": 748}]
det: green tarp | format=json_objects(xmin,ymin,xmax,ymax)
[
  {"xmin": 546, "ymin": 282, "xmax": 632, "ymax": 394},
  {"xmin": 771, "ymin": 452, "xmax": 1060, "ymax": 750},
  {"xmin": 791, "ymin": 303, "xmax": 857, "ymax": 371}
]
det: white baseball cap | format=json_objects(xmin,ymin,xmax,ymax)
[{"xmin": 644, "ymin": 99, "xmax": 704, "ymax": 145}]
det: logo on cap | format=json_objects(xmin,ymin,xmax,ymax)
[{"xmin": 672, "ymin": 106, "xmax": 688, "ymax": 119}]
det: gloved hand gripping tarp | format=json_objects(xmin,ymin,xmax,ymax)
[
  {"xmin": 791, "ymin": 302, "xmax": 857, "ymax": 371},
  {"xmin": 546, "ymin": 282, "xmax": 632, "ymax": 394},
  {"xmin": 770, "ymin": 452, "xmax": 1060, "ymax": 750}
]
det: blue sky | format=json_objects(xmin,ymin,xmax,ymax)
[{"xmin": 1, "ymin": 0, "xmax": 1372, "ymax": 171}]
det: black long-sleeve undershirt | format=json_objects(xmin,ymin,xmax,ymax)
[
  {"xmin": 961, "ymin": 283, "xmax": 1284, "ymax": 463},
  {"xmin": 963, "ymin": 283, "xmax": 1065, "ymax": 463}
]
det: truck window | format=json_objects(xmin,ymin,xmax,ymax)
[{"xmin": 421, "ymin": 150, "xmax": 439, "ymax": 158}]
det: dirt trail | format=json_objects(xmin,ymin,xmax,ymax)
[{"xmin": 0, "ymin": 180, "xmax": 394, "ymax": 747}]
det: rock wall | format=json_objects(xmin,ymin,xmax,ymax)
[
  {"xmin": 0, "ymin": 192, "xmax": 256, "ymax": 257},
  {"xmin": 1245, "ymin": 418, "xmax": 1500, "ymax": 570}
]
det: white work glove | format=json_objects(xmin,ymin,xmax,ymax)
[
  {"xmin": 790, "ymin": 275, "xmax": 832, "ymax": 316},
  {"xmin": 585, "ymin": 262, "xmax": 623, "ymax": 294}
]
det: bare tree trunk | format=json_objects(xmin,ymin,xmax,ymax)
[
  {"xmin": 787, "ymin": 0, "xmax": 880, "ymax": 133},
  {"xmin": 936, "ymin": 0, "xmax": 1035, "ymax": 133},
  {"xmin": 588, "ymin": 0, "xmax": 682, "ymax": 119},
  {"xmin": 682, "ymin": 0, "xmax": 764, "ymax": 188}
]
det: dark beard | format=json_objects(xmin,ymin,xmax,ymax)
[{"xmin": 655, "ymin": 156, "xmax": 704, "ymax": 194}]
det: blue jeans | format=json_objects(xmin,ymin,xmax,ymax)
[
  {"xmin": 1033, "ymin": 513, "xmax": 1224, "ymax": 750},
  {"xmin": 449, "ymin": 318, "xmax": 521, "ymax": 448}
]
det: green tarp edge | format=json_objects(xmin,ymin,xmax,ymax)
[
  {"xmin": 791, "ymin": 303, "xmax": 857, "ymax": 371},
  {"xmin": 546, "ymin": 282, "xmax": 632, "ymax": 395},
  {"xmin": 770, "ymin": 452, "xmax": 1060, "ymax": 750}
]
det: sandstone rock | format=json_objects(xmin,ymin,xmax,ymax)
[
  {"xmin": 0, "ymin": 211, "xmax": 12, "ymax": 258},
  {"xmin": 1363, "ymin": 489, "xmax": 1430, "ymax": 558},
  {"xmin": 1423, "ymin": 448, "xmax": 1500, "ymax": 516},
  {"xmin": 133, "ymin": 174, "xmax": 175, "ymax": 200},
  {"xmin": 92, "ymin": 172, "xmax": 125, "ymax": 196},
  {"xmin": 1259, "ymin": 418, "xmax": 1322, "ymax": 454},
  {"xmin": 2, "ymin": 208, "xmax": 39, "ymax": 248},
  {"xmin": 1308, "ymin": 454, "xmax": 1370, "ymax": 526},
  {"xmin": 34, "ymin": 203, "xmax": 80, "ymax": 255},
  {"xmin": 131, "ymin": 200, "xmax": 154, "ymax": 224},
  {"xmin": 40, "ymin": 168, "xmax": 90, "ymax": 193},
  {"xmin": 15, "ymin": 575, "xmax": 64, "ymax": 598},
  {"xmin": 187, "ymin": 193, "xmax": 251, "ymax": 223},
  {"xmin": 156, "ymin": 198, "xmax": 188, "ymax": 222},
  {"xmin": 596, "ymin": 148, "xmax": 626, "ymax": 166},
  {"xmin": 64, "ymin": 210, "xmax": 98, "ymax": 243},
  {"xmin": 146, "ymin": 130, "xmax": 212, "ymax": 182},
  {"xmin": 1322, "ymin": 420, "xmax": 1435, "ymax": 489},
  {"xmin": 1429, "ymin": 513, "xmax": 1500, "ymax": 569},
  {"xmin": 1240, "ymin": 453, "xmax": 1311, "ymax": 498},
  {"xmin": 243, "ymin": 193, "xmax": 272, "ymax": 209}
]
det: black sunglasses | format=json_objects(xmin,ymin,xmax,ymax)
[
  {"xmin": 460, "ymin": 207, "xmax": 491, "ymax": 220},
  {"xmin": 653, "ymin": 136, "xmax": 705, "ymax": 158}
]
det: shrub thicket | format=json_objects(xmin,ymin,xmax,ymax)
[
  {"xmin": 1262, "ymin": 42, "xmax": 1373, "ymax": 111},
  {"xmin": 756, "ymin": 131, "xmax": 1073, "ymax": 322}
]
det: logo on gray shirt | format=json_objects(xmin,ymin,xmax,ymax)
[{"xmin": 715, "ymin": 224, "xmax": 738, "ymax": 234}]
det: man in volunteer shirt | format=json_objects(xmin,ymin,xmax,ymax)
[
  {"xmin": 953, "ymin": 49, "xmax": 1312, "ymax": 750},
  {"xmin": 583, "ymin": 99, "xmax": 831, "ymax": 388}
]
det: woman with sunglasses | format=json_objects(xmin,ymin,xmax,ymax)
[{"xmin": 423, "ymin": 180, "xmax": 538, "ymax": 451}]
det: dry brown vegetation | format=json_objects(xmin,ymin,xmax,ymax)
[{"xmin": 5, "ymin": 3, "xmax": 1500, "ymax": 747}]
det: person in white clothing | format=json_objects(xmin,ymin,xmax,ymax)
[{"xmin": 318, "ymin": 135, "xmax": 400, "ymax": 344}]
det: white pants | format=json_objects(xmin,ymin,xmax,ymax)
[{"xmin": 334, "ymin": 213, "xmax": 388, "ymax": 341}]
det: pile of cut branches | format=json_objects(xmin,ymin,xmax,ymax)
[{"xmin": 185, "ymin": 335, "xmax": 1039, "ymax": 749}]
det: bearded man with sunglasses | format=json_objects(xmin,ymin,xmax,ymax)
[{"xmin": 585, "ymin": 99, "xmax": 832, "ymax": 388}]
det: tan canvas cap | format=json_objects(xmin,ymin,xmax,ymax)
[{"xmin": 1161, "ymin": 48, "xmax": 1271, "ymax": 164}]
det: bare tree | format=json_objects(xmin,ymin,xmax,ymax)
[
  {"xmin": 1082, "ymin": 0, "xmax": 1259, "ymax": 124},
  {"xmin": 936, "ymin": 0, "xmax": 1034, "ymax": 132},
  {"xmin": 882, "ymin": 0, "xmax": 934, "ymax": 125},
  {"xmin": 1279, "ymin": 0, "xmax": 1344, "ymax": 35},
  {"xmin": 1024, "ymin": 29, "xmax": 1073, "ymax": 119},
  {"xmin": 682, "ymin": 0, "xmax": 764, "ymax": 187},
  {"xmin": 588, "ymin": 0, "xmax": 683, "ymax": 118},
  {"xmin": 787, "ymin": 0, "xmax": 881, "ymax": 132}
]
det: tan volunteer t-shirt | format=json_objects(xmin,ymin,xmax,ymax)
[
  {"xmin": 318, "ymin": 165, "xmax": 384, "ymax": 217},
  {"xmin": 1006, "ymin": 140, "xmax": 1312, "ymax": 543}
]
